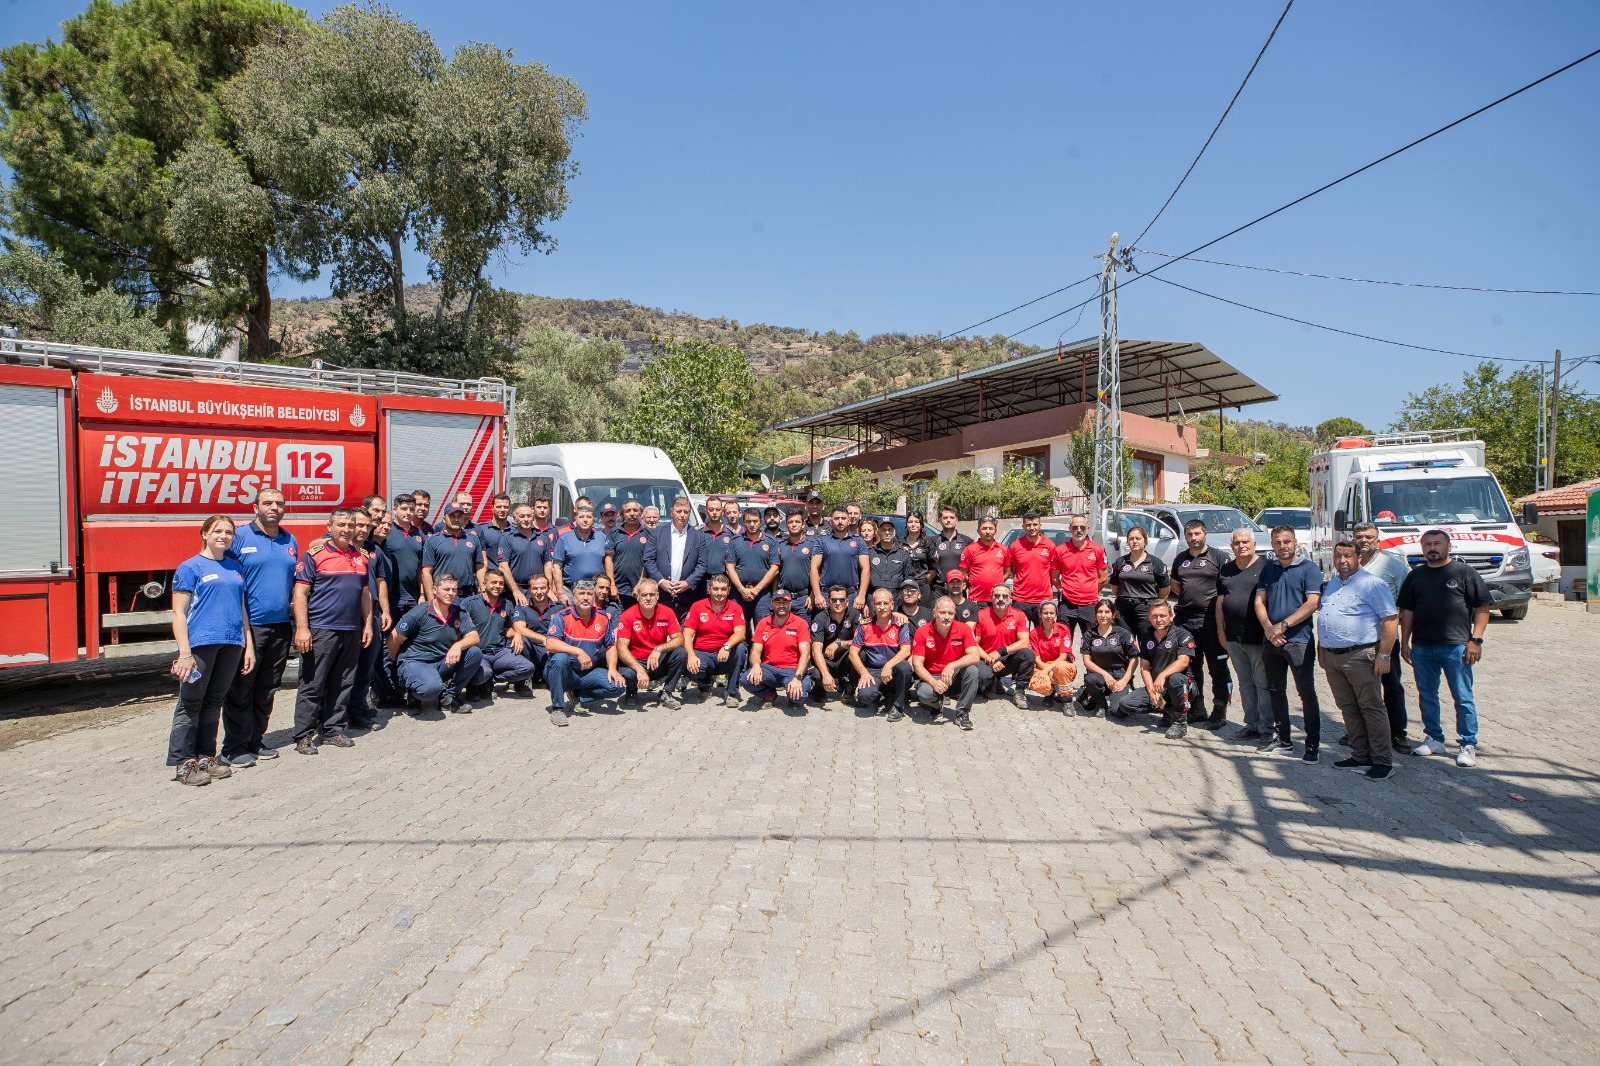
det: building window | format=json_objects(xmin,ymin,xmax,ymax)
[
  {"xmin": 1130, "ymin": 456, "xmax": 1162, "ymax": 503},
  {"xmin": 904, "ymin": 470, "xmax": 937, "ymax": 516},
  {"xmin": 1003, "ymin": 446, "xmax": 1048, "ymax": 480},
  {"xmin": 1558, "ymin": 519, "xmax": 1584, "ymax": 565}
]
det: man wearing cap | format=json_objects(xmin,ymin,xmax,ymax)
[
  {"xmin": 421, "ymin": 501, "xmax": 489, "ymax": 601},
  {"xmin": 942, "ymin": 569, "xmax": 984, "ymax": 626},
  {"xmin": 808, "ymin": 584, "xmax": 862, "ymax": 705},
  {"xmin": 811, "ymin": 506, "xmax": 870, "ymax": 614},
  {"xmin": 974, "ymin": 583, "xmax": 1035, "ymax": 709},
  {"xmin": 543, "ymin": 578, "xmax": 626, "ymax": 725},
  {"xmin": 931, "ymin": 506, "xmax": 973, "ymax": 597},
  {"xmin": 1006, "ymin": 512, "xmax": 1060, "ymax": 624},
  {"xmin": 548, "ymin": 506, "xmax": 608, "ymax": 605},
  {"xmin": 774, "ymin": 509, "xmax": 819, "ymax": 620},
  {"xmin": 1055, "ymin": 513, "xmax": 1108, "ymax": 639},
  {"xmin": 597, "ymin": 500, "xmax": 620, "ymax": 536},
  {"xmin": 644, "ymin": 496, "xmax": 710, "ymax": 621},
  {"xmin": 742, "ymin": 587, "xmax": 813, "ymax": 708},
  {"xmin": 727, "ymin": 506, "xmax": 781, "ymax": 626},
  {"xmin": 866, "ymin": 518, "xmax": 915, "ymax": 603},
  {"xmin": 615, "ymin": 578, "xmax": 687, "ymax": 710},
  {"xmin": 911, "ymin": 596, "xmax": 984, "ymax": 730},
  {"xmin": 899, "ymin": 579, "xmax": 934, "ymax": 629},
  {"xmin": 390, "ymin": 572, "xmax": 482, "ymax": 715},
  {"xmin": 763, "ymin": 506, "xmax": 784, "ymax": 537},
  {"xmin": 803, "ymin": 493, "xmax": 828, "ymax": 537},
  {"xmin": 682, "ymin": 573, "xmax": 748, "ymax": 706},
  {"xmin": 605, "ymin": 499, "xmax": 651, "ymax": 609}
]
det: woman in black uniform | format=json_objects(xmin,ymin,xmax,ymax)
[
  {"xmin": 1108, "ymin": 526, "xmax": 1169, "ymax": 644},
  {"xmin": 1075, "ymin": 599, "xmax": 1139, "ymax": 718},
  {"xmin": 900, "ymin": 512, "xmax": 935, "ymax": 598}
]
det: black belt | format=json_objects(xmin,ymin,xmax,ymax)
[{"xmin": 1323, "ymin": 642, "xmax": 1376, "ymax": 653}]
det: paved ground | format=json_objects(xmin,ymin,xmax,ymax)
[{"xmin": 2, "ymin": 606, "xmax": 1597, "ymax": 1066}]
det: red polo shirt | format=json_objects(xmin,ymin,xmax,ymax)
[
  {"xmin": 1056, "ymin": 539, "xmax": 1107, "ymax": 606},
  {"xmin": 959, "ymin": 539, "xmax": 1009, "ymax": 601},
  {"xmin": 685, "ymin": 597, "xmax": 744, "ymax": 652},
  {"xmin": 753, "ymin": 615, "xmax": 808, "ymax": 670},
  {"xmin": 974, "ymin": 605, "xmax": 1030, "ymax": 653},
  {"xmin": 1006, "ymin": 534, "xmax": 1059, "ymax": 602},
  {"xmin": 913, "ymin": 620, "xmax": 978, "ymax": 673},
  {"xmin": 1030, "ymin": 622, "xmax": 1074, "ymax": 664},
  {"xmin": 618, "ymin": 604, "xmax": 681, "ymax": 656}
]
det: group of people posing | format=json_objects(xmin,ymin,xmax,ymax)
[{"xmin": 162, "ymin": 488, "xmax": 1493, "ymax": 789}]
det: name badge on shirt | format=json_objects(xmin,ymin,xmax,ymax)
[
  {"xmin": 201, "ymin": 573, "xmax": 219, "ymax": 582},
  {"xmin": 240, "ymin": 546, "xmax": 258, "ymax": 555}
]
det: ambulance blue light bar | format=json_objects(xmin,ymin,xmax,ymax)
[{"xmin": 1376, "ymin": 458, "xmax": 1466, "ymax": 470}]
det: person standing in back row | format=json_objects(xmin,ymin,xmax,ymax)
[
  {"xmin": 221, "ymin": 488, "xmax": 297, "ymax": 768},
  {"xmin": 1108, "ymin": 526, "xmax": 1168, "ymax": 644},
  {"xmin": 1169, "ymin": 520, "xmax": 1232, "ymax": 730},
  {"xmin": 1054, "ymin": 514, "xmax": 1107, "ymax": 639},
  {"xmin": 168, "ymin": 516, "xmax": 255, "ymax": 785},
  {"xmin": 931, "ymin": 507, "xmax": 973, "ymax": 597},
  {"xmin": 291, "ymin": 509, "xmax": 373, "ymax": 755},
  {"xmin": 1006, "ymin": 512, "xmax": 1059, "ymax": 624},
  {"xmin": 811, "ymin": 507, "xmax": 869, "ymax": 615},
  {"xmin": 1399, "ymin": 529, "xmax": 1491, "ymax": 768},
  {"xmin": 1215, "ymin": 529, "xmax": 1271, "ymax": 740},
  {"xmin": 1354, "ymin": 521, "xmax": 1413, "ymax": 752},
  {"xmin": 958, "ymin": 517, "xmax": 1009, "ymax": 610},
  {"xmin": 1254, "ymin": 525, "xmax": 1323, "ymax": 762}
]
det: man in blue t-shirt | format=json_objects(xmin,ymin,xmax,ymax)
[
  {"xmin": 548, "ymin": 508, "xmax": 608, "ymax": 603},
  {"xmin": 221, "ymin": 487, "xmax": 299, "ymax": 767},
  {"xmin": 810, "ymin": 507, "xmax": 870, "ymax": 614},
  {"xmin": 1253, "ymin": 524, "xmax": 1324, "ymax": 760}
]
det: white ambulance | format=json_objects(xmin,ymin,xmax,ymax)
[{"xmin": 1308, "ymin": 429, "xmax": 1535, "ymax": 619}]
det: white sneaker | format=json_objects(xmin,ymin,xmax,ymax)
[
  {"xmin": 1411, "ymin": 738, "xmax": 1446, "ymax": 757},
  {"xmin": 1455, "ymin": 745, "xmax": 1477, "ymax": 767}
]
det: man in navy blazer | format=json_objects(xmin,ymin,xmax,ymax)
[{"xmin": 644, "ymin": 496, "xmax": 709, "ymax": 621}]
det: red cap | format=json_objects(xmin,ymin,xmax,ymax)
[{"xmin": 944, "ymin": 568, "xmax": 967, "ymax": 583}]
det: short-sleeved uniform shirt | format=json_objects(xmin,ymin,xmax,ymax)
[
  {"xmin": 974, "ymin": 605, "xmax": 1030, "ymax": 654},
  {"xmin": 727, "ymin": 532, "xmax": 780, "ymax": 588},
  {"xmin": 913, "ymin": 620, "xmax": 977, "ymax": 674},
  {"xmin": 775, "ymin": 537, "xmax": 816, "ymax": 594},
  {"xmin": 495, "ymin": 527, "xmax": 549, "ymax": 585},
  {"xmin": 1006, "ymin": 535, "xmax": 1059, "ymax": 603},
  {"xmin": 295, "ymin": 542, "xmax": 370, "ymax": 631},
  {"xmin": 753, "ymin": 615, "xmax": 808, "ymax": 670},
  {"xmin": 174, "ymin": 554, "xmax": 247, "ymax": 647},
  {"xmin": 815, "ymin": 532, "xmax": 868, "ymax": 591},
  {"xmin": 422, "ymin": 529, "xmax": 487, "ymax": 589},
  {"xmin": 385, "ymin": 523, "xmax": 427, "ymax": 605},
  {"xmin": 1217, "ymin": 557, "xmax": 1266, "ymax": 644},
  {"xmin": 1170, "ymin": 546, "xmax": 1230, "ymax": 617},
  {"xmin": 867, "ymin": 544, "xmax": 915, "ymax": 595},
  {"xmin": 477, "ymin": 521, "xmax": 512, "ymax": 562},
  {"xmin": 902, "ymin": 604, "xmax": 935, "ymax": 630},
  {"xmin": 809, "ymin": 608, "xmax": 861, "ymax": 657},
  {"xmin": 1030, "ymin": 623, "xmax": 1074, "ymax": 664},
  {"xmin": 1142, "ymin": 625, "xmax": 1196, "ymax": 676},
  {"xmin": 933, "ymin": 532, "xmax": 974, "ymax": 588},
  {"xmin": 1056, "ymin": 539, "xmax": 1107, "ymax": 606},
  {"xmin": 227, "ymin": 521, "xmax": 299, "ymax": 625},
  {"xmin": 1109, "ymin": 553, "xmax": 1169, "ymax": 604},
  {"xmin": 951, "ymin": 598, "xmax": 983, "ymax": 627},
  {"xmin": 1257, "ymin": 557, "xmax": 1323, "ymax": 643},
  {"xmin": 606, "ymin": 527, "xmax": 652, "ymax": 597},
  {"xmin": 702, "ymin": 526, "xmax": 738, "ymax": 581},
  {"xmin": 685, "ymin": 597, "xmax": 745, "ymax": 652},
  {"xmin": 1081, "ymin": 625, "xmax": 1137, "ymax": 676},
  {"xmin": 547, "ymin": 606, "xmax": 614, "ymax": 659},
  {"xmin": 461, "ymin": 593, "xmax": 522, "ymax": 651},
  {"xmin": 367, "ymin": 542, "xmax": 393, "ymax": 618},
  {"xmin": 550, "ymin": 528, "xmax": 608, "ymax": 584},
  {"xmin": 958, "ymin": 539, "xmax": 1009, "ymax": 602},
  {"xmin": 1396, "ymin": 560, "xmax": 1491, "ymax": 646},
  {"xmin": 618, "ymin": 605, "xmax": 681, "ymax": 656},
  {"xmin": 394, "ymin": 602, "xmax": 470, "ymax": 664},
  {"xmin": 854, "ymin": 618, "xmax": 910, "ymax": 669},
  {"xmin": 519, "ymin": 599, "xmax": 563, "ymax": 640}
]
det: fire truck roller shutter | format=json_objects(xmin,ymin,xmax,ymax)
[
  {"xmin": 1, "ymin": 384, "xmax": 68, "ymax": 577},
  {"xmin": 383, "ymin": 409, "xmax": 502, "ymax": 524}
]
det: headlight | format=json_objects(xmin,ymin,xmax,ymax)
[{"xmin": 1506, "ymin": 548, "xmax": 1528, "ymax": 571}]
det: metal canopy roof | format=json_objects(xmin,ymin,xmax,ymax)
[{"xmin": 770, "ymin": 338, "xmax": 1277, "ymax": 442}]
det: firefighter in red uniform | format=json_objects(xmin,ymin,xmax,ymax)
[{"xmin": 291, "ymin": 508, "xmax": 373, "ymax": 755}]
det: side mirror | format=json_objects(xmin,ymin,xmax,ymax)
[
  {"xmin": 1522, "ymin": 502, "xmax": 1539, "ymax": 525},
  {"xmin": 1333, "ymin": 509, "xmax": 1348, "ymax": 532},
  {"xmin": 1156, "ymin": 526, "xmax": 1175, "ymax": 540}
]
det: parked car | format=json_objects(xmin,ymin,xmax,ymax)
[
  {"xmin": 1255, "ymin": 507, "xmax": 1313, "ymax": 553},
  {"xmin": 999, "ymin": 524, "xmax": 1076, "ymax": 551},
  {"xmin": 1103, "ymin": 504, "xmax": 1271, "ymax": 565},
  {"xmin": 862, "ymin": 513, "xmax": 907, "ymax": 540},
  {"xmin": 1527, "ymin": 532, "xmax": 1561, "ymax": 587}
]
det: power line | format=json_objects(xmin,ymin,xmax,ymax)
[
  {"xmin": 1129, "ymin": 0, "xmax": 1295, "ymax": 249},
  {"xmin": 1134, "ymin": 249, "xmax": 1600, "ymax": 296},
  {"xmin": 1145, "ymin": 272, "xmax": 1547, "ymax": 363}
]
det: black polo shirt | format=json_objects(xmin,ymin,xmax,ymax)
[
  {"xmin": 1110, "ymin": 553, "xmax": 1169, "ymax": 603},
  {"xmin": 1171, "ymin": 546, "xmax": 1230, "ymax": 616},
  {"xmin": 1217, "ymin": 557, "xmax": 1266, "ymax": 644},
  {"xmin": 394, "ymin": 602, "xmax": 470, "ymax": 664},
  {"xmin": 1141, "ymin": 625, "xmax": 1196, "ymax": 676},
  {"xmin": 933, "ymin": 532, "xmax": 974, "ymax": 588},
  {"xmin": 1080, "ymin": 624, "xmax": 1137, "ymax": 676},
  {"xmin": 606, "ymin": 526, "xmax": 652, "ymax": 596},
  {"xmin": 809, "ymin": 607, "xmax": 861, "ymax": 657}
]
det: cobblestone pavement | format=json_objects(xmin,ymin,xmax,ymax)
[{"xmin": 2, "ymin": 606, "xmax": 1597, "ymax": 1066}]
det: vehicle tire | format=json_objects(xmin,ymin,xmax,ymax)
[{"xmin": 1500, "ymin": 605, "xmax": 1528, "ymax": 621}]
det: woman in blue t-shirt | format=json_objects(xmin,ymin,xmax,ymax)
[{"xmin": 167, "ymin": 515, "xmax": 255, "ymax": 786}]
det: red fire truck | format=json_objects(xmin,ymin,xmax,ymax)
[{"xmin": 0, "ymin": 338, "xmax": 515, "ymax": 669}]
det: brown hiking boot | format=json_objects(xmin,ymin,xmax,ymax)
[
  {"xmin": 295, "ymin": 736, "xmax": 318, "ymax": 756},
  {"xmin": 174, "ymin": 759, "xmax": 210, "ymax": 786},
  {"xmin": 197, "ymin": 756, "xmax": 231, "ymax": 780}
]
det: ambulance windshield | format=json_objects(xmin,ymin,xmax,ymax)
[
  {"xmin": 577, "ymin": 479, "xmax": 687, "ymax": 518},
  {"xmin": 1367, "ymin": 475, "xmax": 1512, "ymax": 525}
]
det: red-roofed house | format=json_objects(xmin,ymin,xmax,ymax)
[{"xmin": 1516, "ymin": 477, "xmax": 1600, "ymax": 597}]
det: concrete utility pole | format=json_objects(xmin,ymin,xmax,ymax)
[
  {"xmin": 1090, "ymin": 233, "xmax": 1125, "ymax": 538},
  {"xmin": 1536, "ymin": 366, "xmax": 1548, "ymax": 492},
  {"xmin": 1547, "ymin": 349, "xmax": 1561, "ymax": 491}
]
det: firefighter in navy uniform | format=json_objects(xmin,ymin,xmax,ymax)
[
  {"xmin": 727, "ymin": 507, "xmax": 781, "ymax": 626},
  {"xmin": 461, "ymin": 570, "xmax": 536, "ymax": 705},
  {"xmin": 1168, "ymin": 519, "xmax": 1233, "ymax": 728},
  {"xmin": 514, "ymin": 573, "xmax": 563, "ymax": 691},
  {"xmin": 422, "ymin": 502, "xmax": 489, "ymax": 599},
  {"xmin": 495, "ymin": 503, "xmax": 551, "ymax": 607},
  {"xmin": 774, "ymin": 510, "xmax": 819, "ymax": 620},
  {"xmin": 1119, "ymin": 601, "xmax": 1198, "ymax": 738},
  {"xmin": 390, "ymin": 573, "xmax": 482, "ymax": 714},
  {"xmin": 290, "ymin": 509, "xmax": 373, "ymax": 754}
]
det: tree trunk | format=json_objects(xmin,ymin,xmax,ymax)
[
  {"xmin": 388, "ymin": 231, "xmax": 406, "ymax": 330},
  {"xmin": 245, "ymin": 247, "xmax": 271, "ymax": 361},
  {"xmin": 461, "ymin": 266, "xmax": 484, "ymax": 339}
]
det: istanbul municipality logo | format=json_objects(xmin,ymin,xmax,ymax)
[
  {"xmin": 95, "ymin": 386, "xmax": 118, "ymax": 414},
  {"xmin": 349, "ymin": 405, "xmax": 366, "ymax": 428}
]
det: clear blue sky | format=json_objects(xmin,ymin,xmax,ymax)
[{"xmin": 5, "ymin": 0, "xmax": 1599, "ymax": 430}]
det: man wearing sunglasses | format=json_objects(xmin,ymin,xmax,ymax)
[{"xmin": 1055, "ymin": 514, "xmax": 1108, "ymax": 640}]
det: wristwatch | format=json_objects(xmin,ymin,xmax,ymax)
[{"xmin": 1468, "ymin": 636, "xmax": 1484, "ymax": 646}]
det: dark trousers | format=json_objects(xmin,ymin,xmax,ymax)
[
  {"xmin": 1176, "ymin": 610, "xmax": 1231, "ymax": 711},
  {"xmin": 1116, "ymin": 599, "xmax": 1153, "ymax": 644},
  {"xmin": 168, "ymin": 643, "xmax": 244, "ymax": 765},
  {"xmin": 809, "ymin": 648, "xmax": 856, "ymax": 698},
  {"xmin": 479, "ymin": 645, "xmax": 537, "ymax": 684},
  {"xmin": 520, "ymin": 642, "xmax": 550, "ymax": 683},
  {"xmin": 661, "ymin": 587, "xmax": 700, "ymax": 623},
  {"xmin": 978, "ymin": 648, "xmax": 1036, "ymax": 690},
  {"xmin": 222, "ymin": 623, "xmax": 292, "ymax": 757},
  {"xmin": 914, "ymin": 665, "xmax": 983, "ymax": 715},
  {"xmin": 397, "ymin": 648, "xmax": 483, "ymax": 704},
  {"xmin": 1013, "ymin": 600, "xmax": 1043, "ymax": 625},
  {"xmin": 293, "ymin": 629, "xmax": 361, "ymax": 740},
  {"xmin": 1262, "ymin": 636, "xmax": 1322, "ymax": 749},
  {"xmin": 345, "ymin": 630, "xmax": 379, "ymax": 720},
  {"xmin": 620, "ymin": 646, "xmax": 687, "ymax": 695},
  {"xmin": 685, "ymin": 645, "xmax": 747, "ymax": 690},
  {"xmin": 1120, "ymin": 672, "xmax": 1197, "ymax": 720},
  {"xmin": 855, "ymin": 659, "xmax": 912, "ymax": 710},
  {"xmin": 1382, "ymin": 655, "xmax": 1408, "ymax": 741},
  {"xmin": 1061, "ymin": 601, "xmax": 1099, "ymax": 641},
  {"xmin": 1076, "ymin": 672, "xmax": 1133, "ymax": 716}
]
